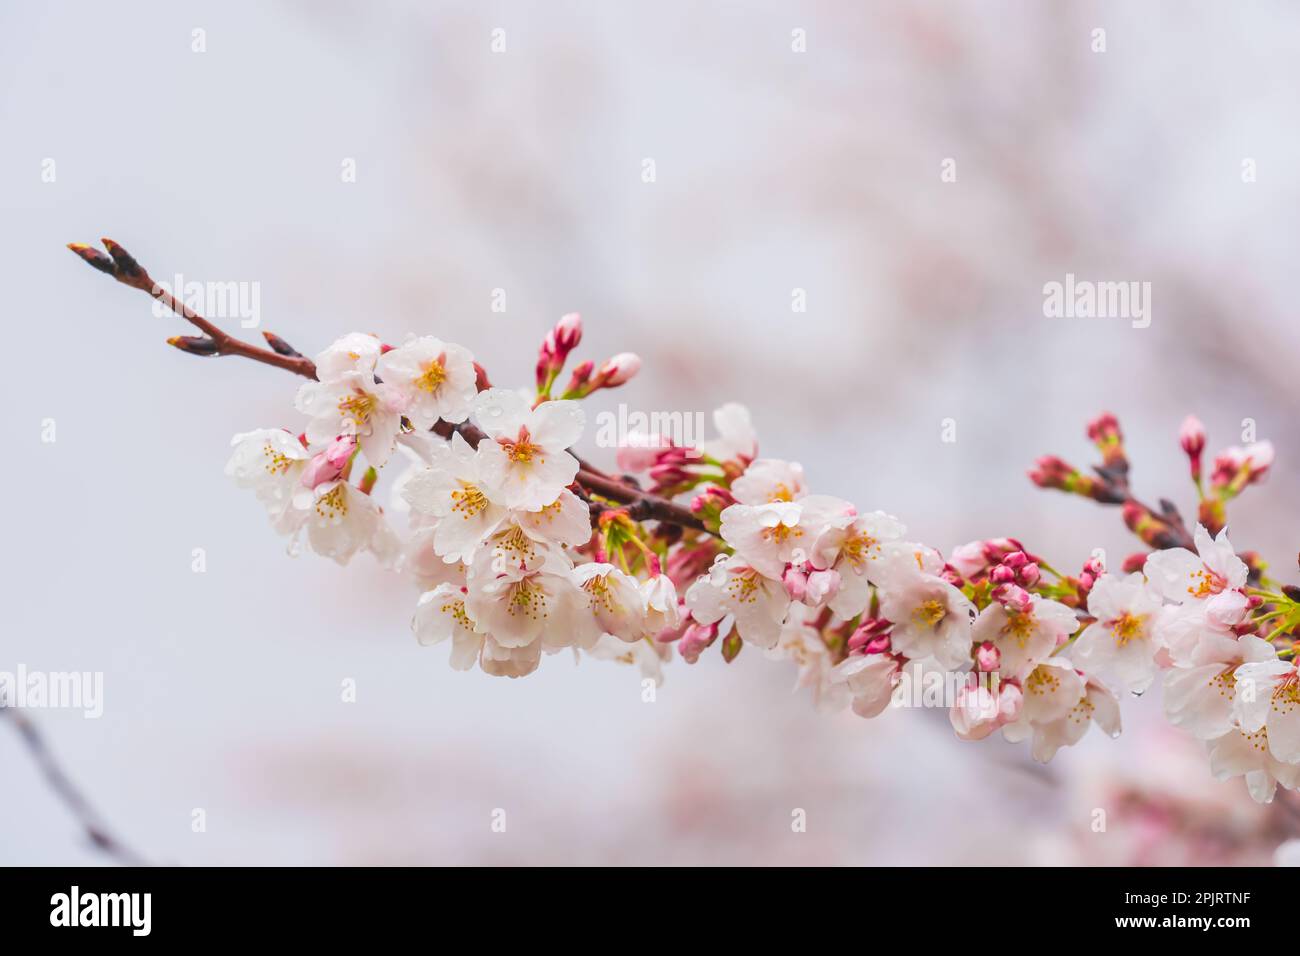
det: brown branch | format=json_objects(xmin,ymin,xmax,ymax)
[
  {"xmin": 72, "ymin": 239, "xmax": 712, "ymax": 536},
  {"xmin": 67, "ymin": 239, "xmax": 317, "ymax": 379},
  {"xmin": 1, "ymin": 703, "xmax": 150, "ymax": 866}
]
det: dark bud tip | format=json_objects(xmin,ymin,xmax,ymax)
[
  {"xmin": 101, "ymin": 238, "xmax": 144, "ymax": 278},
  {"xmin": 167, "ymin": 335, "xmax": 220, "ymax": 356},
  {"xmin": 67, "ymin": 242, "xmax": 117, "ymax": 276},
  {"xmin": 262, "ymin": 331, "xmax": 303, "ymax": 357}
]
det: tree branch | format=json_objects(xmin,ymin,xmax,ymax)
[
  {"xmin": 73, "ymin": 238, "xmax": 713, "ymax": 536},
  {"xmin": 68, "ymin": 238, "xmax": 317, "ymax": 379},
  {"xmin": 1, "ymin": 703, "xmax": 150, "ymax": 866}
]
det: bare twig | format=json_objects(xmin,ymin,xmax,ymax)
[
  {"xmin": 68, "ymin": 238, "xmax": 317, "ymax": 379},
  {"xmin": 1, "ymin": 703, "xmax": 150, "ymax": 866},
  {"xmin": 73, "ymin": 238, "xmax": 714, "ymax": 537}
]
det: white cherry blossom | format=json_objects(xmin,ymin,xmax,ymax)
[
  {"xmin": 972, "ymin": 594, "xmax": 1078, "ymax": 682},
  {"xmin": 572, "ymin": 563, "xmax": 648, "ymax": 646},
  {"xmin": 401, "ymin": 432, "xmax": 507, "ymax": 564},
  {"xmin": 1156, "ymin": 590, "xmax": 1250, "ymax": 667},
  {"xmin": 1144, "ymin": 524, "xmax": 1248, "ymax": 604},
  {"xmin": 950, "ymin": 674, "xmax": 1023, "ymax": 741},
  {"xmin": 413, "ymin": 583, "xmax": 482, "ymax": 670},
  {"xmin": 480, "ymin": 635, "xmax": 544, "ymax": 679},
  {"xmin": 1165, "ymin": 634, "xmax": 1274, "ymax": 741},
  {"xmin": 1234, "ymin": 655, "xmax": 1300, "ymax": 763},
  {"xmin": 313, "ymin": 332, "xmax": 383, "ymax": 382},
  {"xmin": 375, "ymin": 336, "xmax": 477, "ymax": 428},
  {"xmin": 465, "ymin": 545, "xmax": 580, "ymax": 650},
  {"xmin": 719, "ymin": 495, "xmax": 853, "ymax": 580},
  {"xmin": 730, "ymin": 458, "xmax": 807, "ymax": 504},
  {"xmin": 642, "ymin": 574, "xmax": 681, "ymax": 634},
  {"xmin": 830, "ymin": 651, "xmax": 902, "ymax": 719},
  {"xmin": 878, "ymin": 570, "xmax": 975, "ymax": 670},
  {"xmin": 810, "ymin": 510, "xmax": 907, "ymax": 619},
  {"xmin": 1003, "ymin": 669, "xmax": 1121, "ymax": 763},
  {"xmin": 293, "ymin": 478, "xmax": 395, "ymax": 566},
  {"xmin": 295, "ymin": 371, "xmax": 406, "ymax": 467},
  {"xmin": 1070, "ymin": 572, "xmax": 1165, "ymax": 692},
  {"xmin": 1207, "ymin": 725, "xmax": 1300, "ymax": 804},
  {"xmin": 685, "ymin": 555, "xmax": 791, "ymax": 650},
  {"xmin": 472, "ymin": 389, "xmax": 584, "ymax": 510},
  {"xmin": 1001, "ymin": 658, "xmax": 1086, "ymax": 742},
  {"xmin": 225, "ymin": 428, "xmax": 312, "ymax": 533},
  {"xmin": 699, "ymin": 402, "xmax": 757, "ymax": 464}
]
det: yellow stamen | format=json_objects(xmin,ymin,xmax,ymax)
[
  {"xmin": 508, "ymin": 578, "xmax": 549, "ymax": 620},
  {"xmin": 338, "ymin": 391, "xmax": 376, "ymax": 426},
  {"xmin": 913, "ymin": 599, "xmax": 947, "ymax": 629},
  {"xmin": 415, "ymin": 359, "xmax": 448, "ymax": 393},
  {"xmin": 450, "ymin": 481, "xmax": 489, "ymax": 520},
  {"xmin": 1110, "ymin": 611, "xmax": 1147, "ymax": 648},
  {"xmin": 725, "ymin": 569, "xmax": 763, "ymax": 605},
  {"xmin": 315, "ymin": 484, "xmax": 348, "ymax": 519},
  {"xmin": 262, "ymin": 442, "xmax": 294, "ymax": 475},
  {"xmin": 839, "ymin": 530, "xmax": 879, "ymax": 570}
]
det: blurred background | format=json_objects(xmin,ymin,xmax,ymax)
[{"xmin": 4, "ymin": 0, "xmax": 1299, "ymax": 864}]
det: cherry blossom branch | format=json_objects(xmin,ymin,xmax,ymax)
[
  {"xmin": 1, "ymin": 703, "xmax": 150, "ymax": 866},
  {"xmin": 71, "ymin": 239, "xmax": 711, "ymax": 537},
  {"xmin": 67, "ymin": 238, "xmax": 317, "ymax": 379},
  {"xmin": 1031, "ymin": 413, "xmax": 1197, "ymax": 554}
]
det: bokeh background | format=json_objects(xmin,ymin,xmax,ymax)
[{"xmin": 4, "ymin": 0, "xmax": 1300, "ymax": 865}]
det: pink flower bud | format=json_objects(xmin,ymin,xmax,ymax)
[
  {"xmin": 301, "ymin": 435, "xmax": 356, "ymax": 489},
  {"xmin": 994, "ymin": 583, "xmax": 1032, "ymax": 614},
  {"xmin": 976, "ymin": 641, "xmax": 1001, "ymax": 672},
  {"xmin": 678, "ymin": 621, "xmax": 719, "ymax": 664},
  {"xmin": 803, "ymin": 569, "xmax": 840, "ymax": 606},
  {"xmin": 555, "ymin": 312, "xmax": 582, "ymax": 351},
  {"xmin": 949, "ymin": 541, "xmax": 988, "ymax": 579},
  {"xmin": 1018, "ymin": 562, "xmax": 1041, "ymax": 587},
  {"xmin": 1179, "ymin": 415, "xmax": 1205, "ymax": 457},
  {"xmin": 1086, "ymin": 412, "xmax": 1121, "ymax": 445},
  {"xmin": 1120, "ymin": 552, "xmax": 1147, "ymax": 574},
  {"xmin": 989, "ymin": 564, "xmax": 1016, "ymax": 585},
  {"xmin": 597, "ymin": 352, "xmax": 641, "ymax": 389},
  {"xmin": 782, "ymin": 566, "xmax": 808, "ymax": 602},
  {"xmin": 324, "ymin": 435, "xmax": 356, "ymax": 468},
  {"xmin": 616, "ymin": 431, "xmax": 670, "ymax": 473},
  {"xmin": 563, "ymin": 359, "xmax": 594, "ymax": 396},
  {"xmin": 863, "ymin": 634, "xmax": 892, "ymax": 656}
]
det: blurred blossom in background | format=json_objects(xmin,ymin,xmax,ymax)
[{"xmin": 4, "ymin": 0, "xmax": 1300, "ymax": 864}]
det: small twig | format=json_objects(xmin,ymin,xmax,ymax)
[
  {"xmin": 71, "ymin": 238, "xmax": 712, "ymax": 537},
  {"xmin": 68, "ymin": 238, "xmax": 317, "ymax": 379},
  {"xmin": 1, "ymin": 703, "xmax": 150, "ymax": 866}
]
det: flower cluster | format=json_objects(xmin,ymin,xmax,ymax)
[{"xmin": 222, "ymin": 316, "xmax": 1299, "ymax": 805}]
